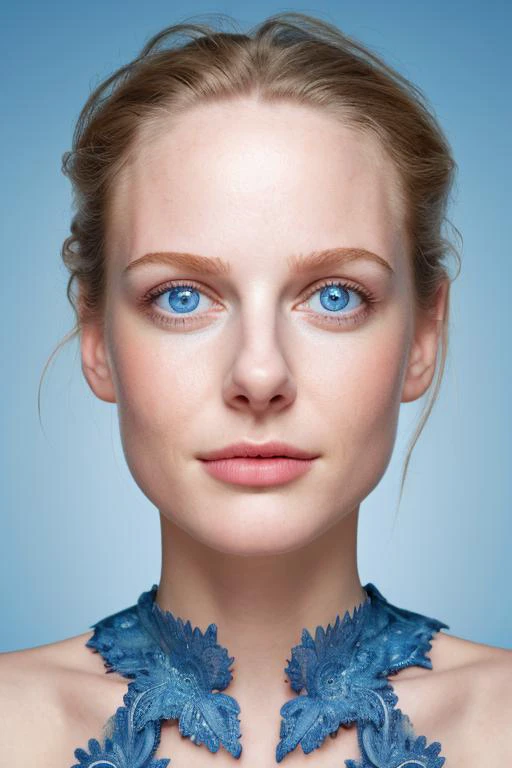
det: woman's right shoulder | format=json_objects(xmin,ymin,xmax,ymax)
[{"xmin": 0, "ymin": 630, "xmax": 128, "ymax": 765}]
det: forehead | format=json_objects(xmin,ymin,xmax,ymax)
[{"xmin": 106, "ymin": 98, "xmax": 408, "ymax": 274}]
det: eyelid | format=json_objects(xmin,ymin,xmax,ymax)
[
  {"xmin": 137, "ymin": 278, "xmax": 221, "ymax": 308},
  {"xmin": 141, "ymin": 275, "xmax": 374, "ymax": 305},
  {"xmin": 138, "ymin": 276, "xmax": 377, "ymax": 329},
  {"xmin": 296, "ymin": 276, "xmax": 375, "ymax": 305}
]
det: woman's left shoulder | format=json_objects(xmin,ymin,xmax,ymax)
[
  {"xmin": 430, "ymin": 630, "xmax": 512, "ymax": 760},
  {"xmin": 429, "ymin": 628, "xmax": 511, "ymax": 673},
  {"xmin": 389, "ymin": 629, "xmax": 511, "ymax": 763},
  {"xmin": 430, "ymin": 629, "xmax": 512, "ymax": 705}
]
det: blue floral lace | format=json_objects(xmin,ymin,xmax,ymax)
[{"xmin": 71, "ymin": 583, "xmax": 449, "ymax": 767}]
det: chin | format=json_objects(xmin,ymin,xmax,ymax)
[
  {"xmin": 193, "ymin": 529, "xmax": 319, "ymax": 557},
  {"xmin": 166, "ymin": 499, "xmax": 341, "ymax": 557}
]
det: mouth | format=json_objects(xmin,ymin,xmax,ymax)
[
  {"xmin": 198, "ymin": 440, "xmax": 319, "ymax": 462},
  {"xmin": 199, "ymin": 454, "xmax": 317, "ymax": 487}
]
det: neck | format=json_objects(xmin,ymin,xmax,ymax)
[{"xmin": 156, "ymin": 506, "xmax": 366, "ymax": 705}]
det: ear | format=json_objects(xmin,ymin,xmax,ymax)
[
  {"xmin": 80, "ymin": 321, "xmax": 117, "ymax": 404},
  {"xmin": 401, "ymin": 278, "xmax": 450, "ymax": 404}
]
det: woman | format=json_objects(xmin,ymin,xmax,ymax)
[{"xmin": 1, "ymin": 11, "xmax": 510, "ymax": 767}]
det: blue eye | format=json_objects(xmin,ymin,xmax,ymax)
[
  {"xmin": 154, "ymin": 284, "xmax": 214, "ymax": 316},
  {"xmin": 306, "ymin": 282, "xmax": 363, "ymax": 316},
  {"xmin": 144, "ymin": 278, "xmax": 372, "ymax": 329}
]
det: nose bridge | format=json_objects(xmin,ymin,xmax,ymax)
[
  {"xmin": 236, "ymin": 283, "xmax": 286, "ymax": 368},
  {"xmin": 225, "ymin": 280, "xmax": 296, "ymax": 410}
]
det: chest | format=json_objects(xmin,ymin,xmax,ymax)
[
  {"xmin": 58, "ymin": 667, "xmax": 475, "ymax": 767},
  {"xmin": 153, "ymin": 716, "xmax": 362, "ymax": 767}
]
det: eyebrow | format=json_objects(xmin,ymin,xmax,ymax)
[{"xmin": 123, "ymin": 247, "xmax": 394, "ymax": 276}]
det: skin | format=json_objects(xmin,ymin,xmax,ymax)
[
  {"xmin": 79, "ymin": 97, "xmax": 449, "ymax": 756},
  {"xmin": 2, "ymin": 97, "xmax": 511, "ymax": 768}
]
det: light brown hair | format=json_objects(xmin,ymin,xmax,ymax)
[{"xmin": 40, "ymin": 12, "xmax": 461, "ymax": 516}]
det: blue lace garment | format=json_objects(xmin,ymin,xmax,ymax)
[{"xmin": 71, "ymin": 583, "xmax": 449, "ymax": 767}]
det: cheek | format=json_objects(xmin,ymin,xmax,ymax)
[
  {"xmin": 311, "ymin": 313, "xmax": 411, "ymax": 484},
  {"xmin": 105, "ymin": 310, "xmax": 214, "ymax": 477}
]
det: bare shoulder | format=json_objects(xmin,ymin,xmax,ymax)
[
  {"xmin": 391, "ymin": 628, "xmax": 512, "ymax": 764},
  {"xmin": 391, "ymin": 624, "xmax": 510, "ymax": 677},
  {"xmin": 0, "ymin": 630, "xmax": 127, "ymax": 765},
  {"xmin": 432, "ymin": 628, "xmax": 512, "ymax": 724},
  {"xmin": 441, "ymin": 630, "xmax": 512, "ymax": 762},
  {"xmin": 430, "ymin": 626, "xmax": 511, "ymax": 672}
]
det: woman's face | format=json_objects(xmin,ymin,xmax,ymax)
[{"xmin": 93, "ymin": 98, "xmax": 421, "ymax": 555}]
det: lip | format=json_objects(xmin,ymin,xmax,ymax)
[
  {"xmin": 197, "ymin": 441, "xmax": 319, "ymax": 487},
  {"xmin": 200, "ymin": 456, "xmax": 317, "ymax": 487},
  {"xmin": 197, "ymin": 440, "xmax": 319, "ymax": 461}
]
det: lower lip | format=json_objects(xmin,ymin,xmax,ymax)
[{"xmin": 199, "ymin": 457, "xmax": 316, "ymax": 486}]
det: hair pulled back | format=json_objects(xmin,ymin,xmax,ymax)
[{"xmin": 43, "ymin": 11, "xmax": 461, "ymax": 514}]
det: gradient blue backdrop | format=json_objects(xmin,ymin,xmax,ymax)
[{"xmin": 1, "ymin": 0, "xmax": 510, "ymax": 652}]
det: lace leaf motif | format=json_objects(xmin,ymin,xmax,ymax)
[
  {"xmin": 85, "ymin": 585, "xmax": 242, "ymax": 759},
  {"xmin": 276, "ymin": 584, "xmax": 448, "ymax": 765}
]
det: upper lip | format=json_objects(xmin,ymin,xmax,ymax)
[{"xmin": 198, "ymin": 441, "xmax": 319, "ymax": 461}]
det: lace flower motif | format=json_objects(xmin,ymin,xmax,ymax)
[
  {"xmin": 346, "ymin": 706, "xmax": 446, "ymax": 768},
  {"xmin": 275, "ymin": 583, "xmax": 448, "ymax": 763},
  {"xmin": 87, "ymin": 585, "xmax": 242, "ymax": 758},
  {"xmin": 71, "ymin": 687, "xmax": 169, "ymax": 768}
]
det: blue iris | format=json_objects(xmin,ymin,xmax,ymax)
[
  {"xmin": 318, "ymin": 284, "xmax": 350, "ymax": 312},
  {"xmin": 161, "ymin": 282, "xmax": 352, "ymax": 317},
  {"xmin": 167, "ymin": 286, "xmax": 201, "ymax": 313}
]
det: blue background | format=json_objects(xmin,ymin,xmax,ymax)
[{"xmin": 1, "ymin": 0, "xmax": 510, "ymax": 651}]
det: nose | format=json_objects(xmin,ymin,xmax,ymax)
[{"xmin": 223, "ymin": 319, "xmax": 297, "ymax": 416}]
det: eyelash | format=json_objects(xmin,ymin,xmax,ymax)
[{"xmin": 138, "ymin": 278, "xmax": 377, "ymax": 329}]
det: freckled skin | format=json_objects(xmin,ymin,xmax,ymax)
[{"xmin": 82, "ymin": 97, "xmax": 437, "ymax": 559}]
